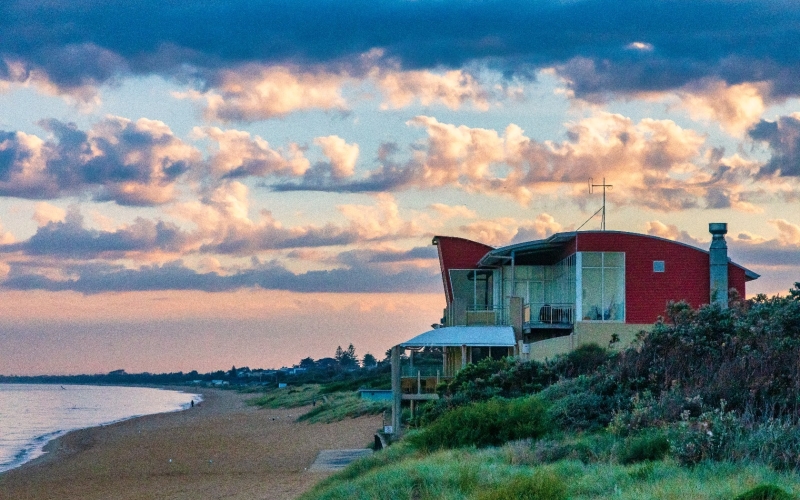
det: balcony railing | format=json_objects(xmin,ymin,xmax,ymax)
[
  {"xmin": 401, "ymin": 365, "xmax": 445, "ymax": 378},
  {"xmin": 524, "ymin": 302, "xmax": 574, "ymax": 327},
  {"xmin": 466, "ymin": 305, "xmax": 505, "ymax": 326}
]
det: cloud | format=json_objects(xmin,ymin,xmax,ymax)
[
  {"xmin": 0, "ymin": 219, "xmax": 14, "ymax": 245},
  {"xmin": 2, "ymin": 187, "xmax": 430, "ymax": 267},
  {"xmin": 461, "ymin": 213, "xmax": 564, "ymax": 246},
  {"xmin": 374, "ymin": 68, "xmax": 491, "ymax": 110},
  {"xmin": 1, "ymin": 209, "xmax": 190, "ymax": 259},
  {"xmin": 677, "ymin": 81, "xmax": 769, "ymax": 136},
  {"xmin": 334, "ymin": 246, "xmax": 438, "ymax": 267},
  {"xmin": 270, "ymin": 112, "xmax": 772, "ymax": 212},
  {"xmin": 644, "ymin": 220, "xmax": 704, "ymax": 247},
  {"xmin": 194, "ymin": 126, "xmax": 309, "ymax": 178},
  {"xmin": 314, "ymin": 136, "xmax": 359, "ymax": 179},
  {"xmin": 33, "ymin": 202, "xmax": 66, "ymax": 226},
  {"xmin": 190, "ymin": 65, "xmax": 349, "ymax": 122},
  {"xmin": 749, "ymin": 114, "xmax": 800, "ymax": 177},
  {"xmin": 0, "ymin": 258, "xmax": 440, "ymax": 295},
  {"xmin": 178, "ymin": 62, "xmax": 507, "ymax": 121},
  {"xmin": 769, "ymin": 219, "xmax": 800, "ymax": 246},
  {"xmin": 171, "ymin": 184, "xmax": 423, "ymax": 255},
  {"xmin": 429, "ymin": 203, "xmax": 477, "ymax": 220},
  {"xmin": 0, "ymin": 117, "xmax": 200, "ymax": 205},
  {"xmin": 4, "ymin": 0, "xmax": 800, "ymax": 106}
]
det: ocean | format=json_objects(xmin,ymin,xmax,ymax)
[{"xmin": 0, "ymin": 384, "xmax": 201, "ymax": 474}]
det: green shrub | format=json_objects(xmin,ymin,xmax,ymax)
[
  {"xmin": 407, "ymin": 396, "xmax": 549, "ymax": 451},
  {"xmin": 539, "ymin": 376, "xmax": 620, "ymax": 431},
  {"xmin": 618, "ymin": 430, "xmax": 670, "ymax": 464},
  {"xmin": 473, "ymin": 470, "xmax": 567, "ymax": 500},
  {"xmin": 733, "ymin": 484, "xmax": 794, "ymax": 500},
  {"xmin": 550, "ymin": 343, "xmax": 610, "ymax": 378}
]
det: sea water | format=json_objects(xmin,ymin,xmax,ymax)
[{"xmin": 0, "ymin": 384, "xmax": 201, "ymax": 474}]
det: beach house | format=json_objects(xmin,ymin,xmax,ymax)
[{"xmin": 388, "ymin": 223, "xmax": 759, "ymax": 433}]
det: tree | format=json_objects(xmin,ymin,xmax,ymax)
[
  {"xmin": 362, "ymin": 353, "xmax": 377, "ymax": 368},
  {"xmin": 346, "ymin": 344, "xmax": 357, "ymax": 366},
  {"xmin": 299, "ymin": 357, "xmax": 316, "ymax": 369},
  {"xmin": 229, "ymin": 365, "xmax": 237, "ymax": 378},
  {"xmin": 335, "ymin": 344, "xmax": 358, "ymax": 368}
]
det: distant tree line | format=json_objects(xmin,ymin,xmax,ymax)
[{"xmin": 0, "ymin": 344, "xmax": 385, "ymax": 387}]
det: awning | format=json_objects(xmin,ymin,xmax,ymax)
[
  {"xmin": 399, "ymin": 326, "xmax": 516, "ymax": 348},
  {"xmin": 478, "ymin": 232, "xmax": 577, "ymax": 267}
]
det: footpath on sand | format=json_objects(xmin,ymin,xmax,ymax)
[{"xmin": 0, "ymin": 388, "xmax": 381, "ymax": 500}]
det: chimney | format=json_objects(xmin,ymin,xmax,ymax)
[{"xmin": 709, "ymin": 222, "xmax": 728, "ymax": 308}]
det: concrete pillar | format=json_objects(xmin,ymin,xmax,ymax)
[
  {"xmin": 510, "ymin": 296, "xmax": 524, "ymax": 344},
  {"xmin": 391, "ymin": 345, "xmax": 402, "ymax": 436},
  {"xmin": 709, "ymin": 223, "xmax": 729, "ymax": 308}
]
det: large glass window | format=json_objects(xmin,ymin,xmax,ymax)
[
  {"xmin": 581, "ymin": 252, "xmax": 624, "ymax": 321},
  {"xmin": 450, "ymin": 269, "xmax": 494, "ymax": 310}
]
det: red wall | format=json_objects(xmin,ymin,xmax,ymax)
[
  {"xmin": 434, "ymin": 236, "xmax": 495, "ymax": 303},
  {"xmin": 576, "ymin": 232, "xmax": 747, "ymax": 324}
]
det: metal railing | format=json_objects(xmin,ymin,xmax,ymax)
[{"xmin": 524, "ymin": 302, "xmax": 574, "ymax": 325}]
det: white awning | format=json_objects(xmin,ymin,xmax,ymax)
[{"xmin": 399, "ymin": 326, "xmax": 516, "ymax": 348}]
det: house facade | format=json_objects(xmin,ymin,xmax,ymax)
[
  {"xmin": 434, "ymin": 223, "xmax": 758, "ymax": 360},
  {"xmin": 388, "ymin": 223, "xmax": 759, "ymax": 434}
]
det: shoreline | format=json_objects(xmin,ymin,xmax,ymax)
[
  {"xmin": 0, "ymin": 385, "xmax": 203, "ymax": 476},
  {"xmin": 0, "ymin": 388, "xmax": 381, "ymax": 499},
  {"xmin": 0, "ymin": 384, "xmax": 202, "ymax": 476}
]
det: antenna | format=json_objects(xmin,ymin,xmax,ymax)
[{"xmin": 588, "ymin": 177, "xmax": 613, "ymax": 230}]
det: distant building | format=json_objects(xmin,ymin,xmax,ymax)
[{"xmin": 389, "ymin": 223, "xmax": 759, "ymax": 434}]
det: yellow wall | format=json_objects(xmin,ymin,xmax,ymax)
[{"xmin": 525, "ymin": 322, "xmax": 650, "ymax": 362}]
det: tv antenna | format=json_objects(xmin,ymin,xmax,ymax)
[{"xmin": 587, "ymin": 177, "xmax": 613, "ymax": 231}]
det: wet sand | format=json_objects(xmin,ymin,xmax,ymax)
[{"xmin": 0, "ymin": 389, "xmax": 381, "ymax": 500}]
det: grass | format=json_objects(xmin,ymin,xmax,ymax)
[
  {"xmin": 407, "ymin": 396, "xmax": 549, "ymax": 451},
  {"xmin": 247, "ymin": 384, "xmax": 389, "ymax": 423},
  {"xmin": 297, "ymin": 391, "xmax": 390, "ymax": 423},
  {"xmin": 247, "ymin": 384, "xmax": 322, "ymax": 409},
  {"xmin": 300, "ymin": 442, "xmax": 800, "ymax": 500}
]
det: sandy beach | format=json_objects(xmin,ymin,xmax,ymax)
[{"xmin": 0, "ymin": 389, "xmax": 381, "ymax": 500}]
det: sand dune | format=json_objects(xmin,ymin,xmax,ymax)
[{"xmin": 0, "ymin": 389, "xmax": 381, "ymax": 500}]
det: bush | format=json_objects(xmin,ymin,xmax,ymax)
[
  {"xmin": 473, "ymin": 470, "xmax": 567, "ymax": 500},
  {"xmin": 407, "ymin": 396, "xmax": 550, "ymax": 451},
  {"xmin": 733, "ymin": 484, "xmax": 794, "ymax": 500},
  {"xmin": 550, "ymin": 343, "xmax": 610, "ymax": 378},
  {"xmin": 618, "ymin": 430, "xmax": 670, "ymax": 464},
  {"xmin": 440, "ymin": 357, "xmax": 556, "ymax": 401},
  {"xmin": 610, "ymin": 285, "xmax": 800, "ymax": 420},
  {"xmin": 539, "ymin": 376, "xmax": 621, "ymax": 431}
]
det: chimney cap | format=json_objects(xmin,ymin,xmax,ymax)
[{"xmin": 709, "ymin": 222, "xmax": 727, "ymax": 235}]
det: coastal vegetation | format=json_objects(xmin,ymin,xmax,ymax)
[
  {"xmin": 248, "ymin": 383, "xmax": 391, "ymax": 424},
  {"xmin": 302, "ymin": 284, "xmax": 800, "ymax": 499}
]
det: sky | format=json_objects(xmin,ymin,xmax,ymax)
[{"xmin": 1, "ymin": 0, "xmax": 799, "ymax": 375}]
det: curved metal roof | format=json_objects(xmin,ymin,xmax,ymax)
[{"xmin": 477, "ymin": 230, "xmax": 759, "ymax": 280}]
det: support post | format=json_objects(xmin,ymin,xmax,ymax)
[{"xmin": 391, "ymin": 345, "xmax": 402, "ymax": 436}]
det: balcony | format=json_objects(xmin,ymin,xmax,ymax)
[{"xmin": 524, "ymin": 302, "xmax": 574, "ymax": 329}]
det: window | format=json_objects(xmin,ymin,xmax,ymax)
[
  {"xmin": 653, "ymin": 260, "xmax": 665, "ymax": 273},
  {"xmin": 581, "ymin": 252, "xmax": 625, "ymax": 322},
  {"xmin": 449, "ymin": 269, "xmax": 493, "ymax": 310}
]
